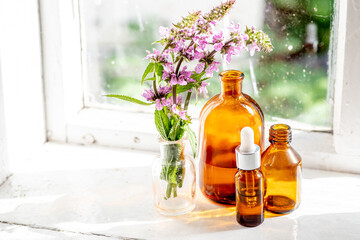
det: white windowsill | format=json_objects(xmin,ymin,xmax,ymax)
[{"xmin": 0, "ymin": 142, "xmax": 359, "ymax": 240}]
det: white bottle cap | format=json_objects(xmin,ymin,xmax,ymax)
[{"xmin": 236, "ymin": 127, "xmax": 261, "ymax": 170}]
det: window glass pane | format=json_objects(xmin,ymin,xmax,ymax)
[{"xmin": 80, "ymin": 0, "xmax": 333, "ymax": 129}]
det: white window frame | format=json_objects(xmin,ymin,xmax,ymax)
[
  {"xmin": 36, "ymin": 0, "xmax": 360, "ymax": 173},
  {"xmin": 0, "ymin": 0, "xmax": 46, "ymax": 179}
]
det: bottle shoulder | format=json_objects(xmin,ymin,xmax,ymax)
[
  {"xmin": 261, "ymin": 144, "xmax": 302, "ymax": 166},
  {"xmin": 200, "ymin": 94, "xmax": 262, "ymax": 121},
  {"xmin": 236, "ymin": 169, "xmax": 263, "ymax": 180},
  {"xmin": 199, "ymin": 94, "xmax": 220, "ymax": 120}
]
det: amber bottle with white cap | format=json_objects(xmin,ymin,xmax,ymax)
[{"xmin": 235, "ymin": 127, "xmax": 264, "ymax": 227}]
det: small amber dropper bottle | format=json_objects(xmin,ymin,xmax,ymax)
[{"xmin": 235, "ymin": 127, "xmax": 264, "ymax": 227}]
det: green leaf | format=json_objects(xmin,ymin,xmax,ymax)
[
  {"xmin": 168, "ymin": 118, "xmax": 181, "ymax": 141},
  {"xmin": 159, "ymin": 109, "xmax": 170, "ymax": 136},
  {"xmin": 142, "ymin": 63, "xmax": 155, "ymax": 85},
  {"xmin": 154, "ymin": 63, "xmax": 164, "ymax": 85},
  {"xmin": 105, "ymin": 95, "xmax": 153, "ymax": 105},
  {"xmin": 167, "ymin": 84, "xmax": 195, "ymax": 99},
  {"xmin": 177, "ymin": 84, "xmax": 195, "ymax": 94},
  {"xmin": 144, "ymin": 77, "xmax": 156, "ymax": 81},
  {"xmin": 185, "ymin": 124, "xmax": 197, "ymax": 158},
  {"xmin": 155, "ymin": 109, "xmax": 170, "ymax": 140},
  {"xmin": 200, "ymin": 77, "xmax": 210, "ymax": 82},
  {"xmin": 191, "ymin": 71, "xmax": 206, "ymax": 82}
]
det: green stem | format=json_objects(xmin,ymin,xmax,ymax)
[
  {"xmin": 172, "ymin": 184, "xmax": 177, "ymax": 197},
  {"xmin": 173, "ymin": 40, "xmax": 195, "ymax": 105},
  {"xmin": 166, "ymin": 183, "xmax": 172, "ymax": 199},
  {"xmin": 184, "ymin": 91, "xmax": 192, "ymax": 110},
  {"xmin": 153, "ymin": 78, "xmax": 159, "ymax": 97},
  {"xmin": 172, "ymin": 87, "xmax": 177, "ymax": 105},
  {"xmin": 152, "ymin": 43, "xmax": 169, "ymax": 99},
  {"xmin": 160, "ymin": 142, "xmax": 184, "ymax": 200}
]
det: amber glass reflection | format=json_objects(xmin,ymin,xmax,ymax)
[
  {"xmin": 261, "ymin": 124, "xmax": 302, "ymax": 214},
  {"xmin": 235, "ymin": 169, "xmax": 264, "ymax": 227},
  {"xmin": 199, "ymin": 70, "xmax": 264, "ymax": 205}
]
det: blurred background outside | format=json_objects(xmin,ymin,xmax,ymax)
[{"xmin": 80, "ymin": 0, "xmax": 334, "ymax": 130}]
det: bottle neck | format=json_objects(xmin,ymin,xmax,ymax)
[
  {"xmin": 221, "ymin": 80, "xmax": 243, "ymax": 97},
  {"xmin": 219, "ymin": 70, "xmax": 244, "ymax": 97},
  {"xmin": 269, "ymin": 124, "xmax": 292, "ymax": 144}
]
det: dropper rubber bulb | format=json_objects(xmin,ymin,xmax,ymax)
[
  {"xmin": 236, "ymin": 127, "xmax": 261, "ymax": 170},
  {"xmin": 240, "ymin": 127, "xmax": 256, "ymax": 153}
]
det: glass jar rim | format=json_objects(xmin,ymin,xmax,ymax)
[
  {"xmin": 158, "ymin": 136, "xmax": 188, "ymax": 145},
  {"xmin": 269, "ymin": 124, "xmax": 292, "ymax": 143},
  {"xmin": 219, "ymin": 70, "xmax": 244, "ymax": 81}
]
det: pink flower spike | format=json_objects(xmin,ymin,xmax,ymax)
[
  {"xmin": 241, "ymin": 33, "xmax": 249, "ymax": 41},
  {"xmin": 214, "ymin": 42, "xmax": 224, "ymax": 52},
  {"xmin": 212, "ymin": 31, "xmax": 224, "ymax": 43},
  {"xmin": 158, "ymin": 84, "xmax": 172, "ymax": 95},
  {"xmin": 180, "ymin": 66, "xmax": 192, "ymax": 79},
  {"xmin": 249, "ymin": 42, "xmax": 260, "ymax": 56},
  {"xmin": 225, "ymin": 54, "xmax": 232, "ymax": 64},
  {"xmin": 144, "ymin": 48, "xmax": 168, "ymax": 62},
  {"xmin": 176, "ymin": 95, "xmax": 182, "ymax": 105},
  {"xmin": 155, "ymin": 99, "xmax": 164, "ymax": 110},
  {"xmin": 205, "ymin": 61, "xmax": 220, "ymax": 77},
  {"xmin": 171, "ymin": 104, "xmax": 187, "ymax": 120},
  {"xmin": 171, "ymin": 104, "xmax": 180, "ymax": 116},
  {"xmin": 163, "ymin": 98, "xmax": 172, "ymax": 107},
  {"xmin": 198, "ymin": 81, "xmax": 210, "ymax": 94},
  {"xmin": 194, "ymin": 50, "xmax": 204, "ymax": 60},
  {"xmin": 144, "ymin": 50, "xmax": 151, "ymax": 60},
  {"xmin": 170, "ymin": 74, "xmax": 178, "ymax": 85},
  {"xmin": 210, "ymin": 20, "xmax": 217, "ymax": 26},
  {"xmin": 228, "ymin": 21, "xmax": 241, "ymax": 35},
  {"xmin": 142, "ymin": 89, "xmax": 155, "ymax": 101},
  {"xmin": 205, "ymin": 68, "xmax": 214, "ymax": 78},
  {"xmin": 178, "ymin": 110, "xmax": 187, "ymax": 120},
  {"xmin": 159, "ymin": 26, "xmax": 170, "ymax": 37},
  {"xmin": 177, "ymin": 75, "xmax": 188, "ymax": 86},
  {"xmin": 195, "ymin": 62, "xmax": 205, "ymax": 74}
]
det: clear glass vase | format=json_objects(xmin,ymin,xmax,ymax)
[{"xmin": 152, "ymin": 137, "xmax": 196, "ymax": 216}]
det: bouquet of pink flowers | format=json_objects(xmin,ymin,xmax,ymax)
[{"xmin": 108, "ymin": 0, "xmax": 273, "ymax": 199}]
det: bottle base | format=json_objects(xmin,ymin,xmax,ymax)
[
  {"xmin": 236, "ymin": 213, "xmax": 264, "ymax": 227},
  {"xmin": 201, "ymin": 189, "xmax": 236, "ymax": 205},
  {"xmin": 265, "ymin": 195, "xmax": 299, "ymax": 214},
  {"xmin": 155, "ymin": 194, "xmax": 196, "ymax": 216}
]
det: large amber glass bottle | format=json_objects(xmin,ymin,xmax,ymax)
[
  {"xmin": 199, "ymin": 70, "xmax": 264, "ymax": 204},
  {"xmin": 261, "ymin": 124, "xmax": 302, "ymax": 214}
]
